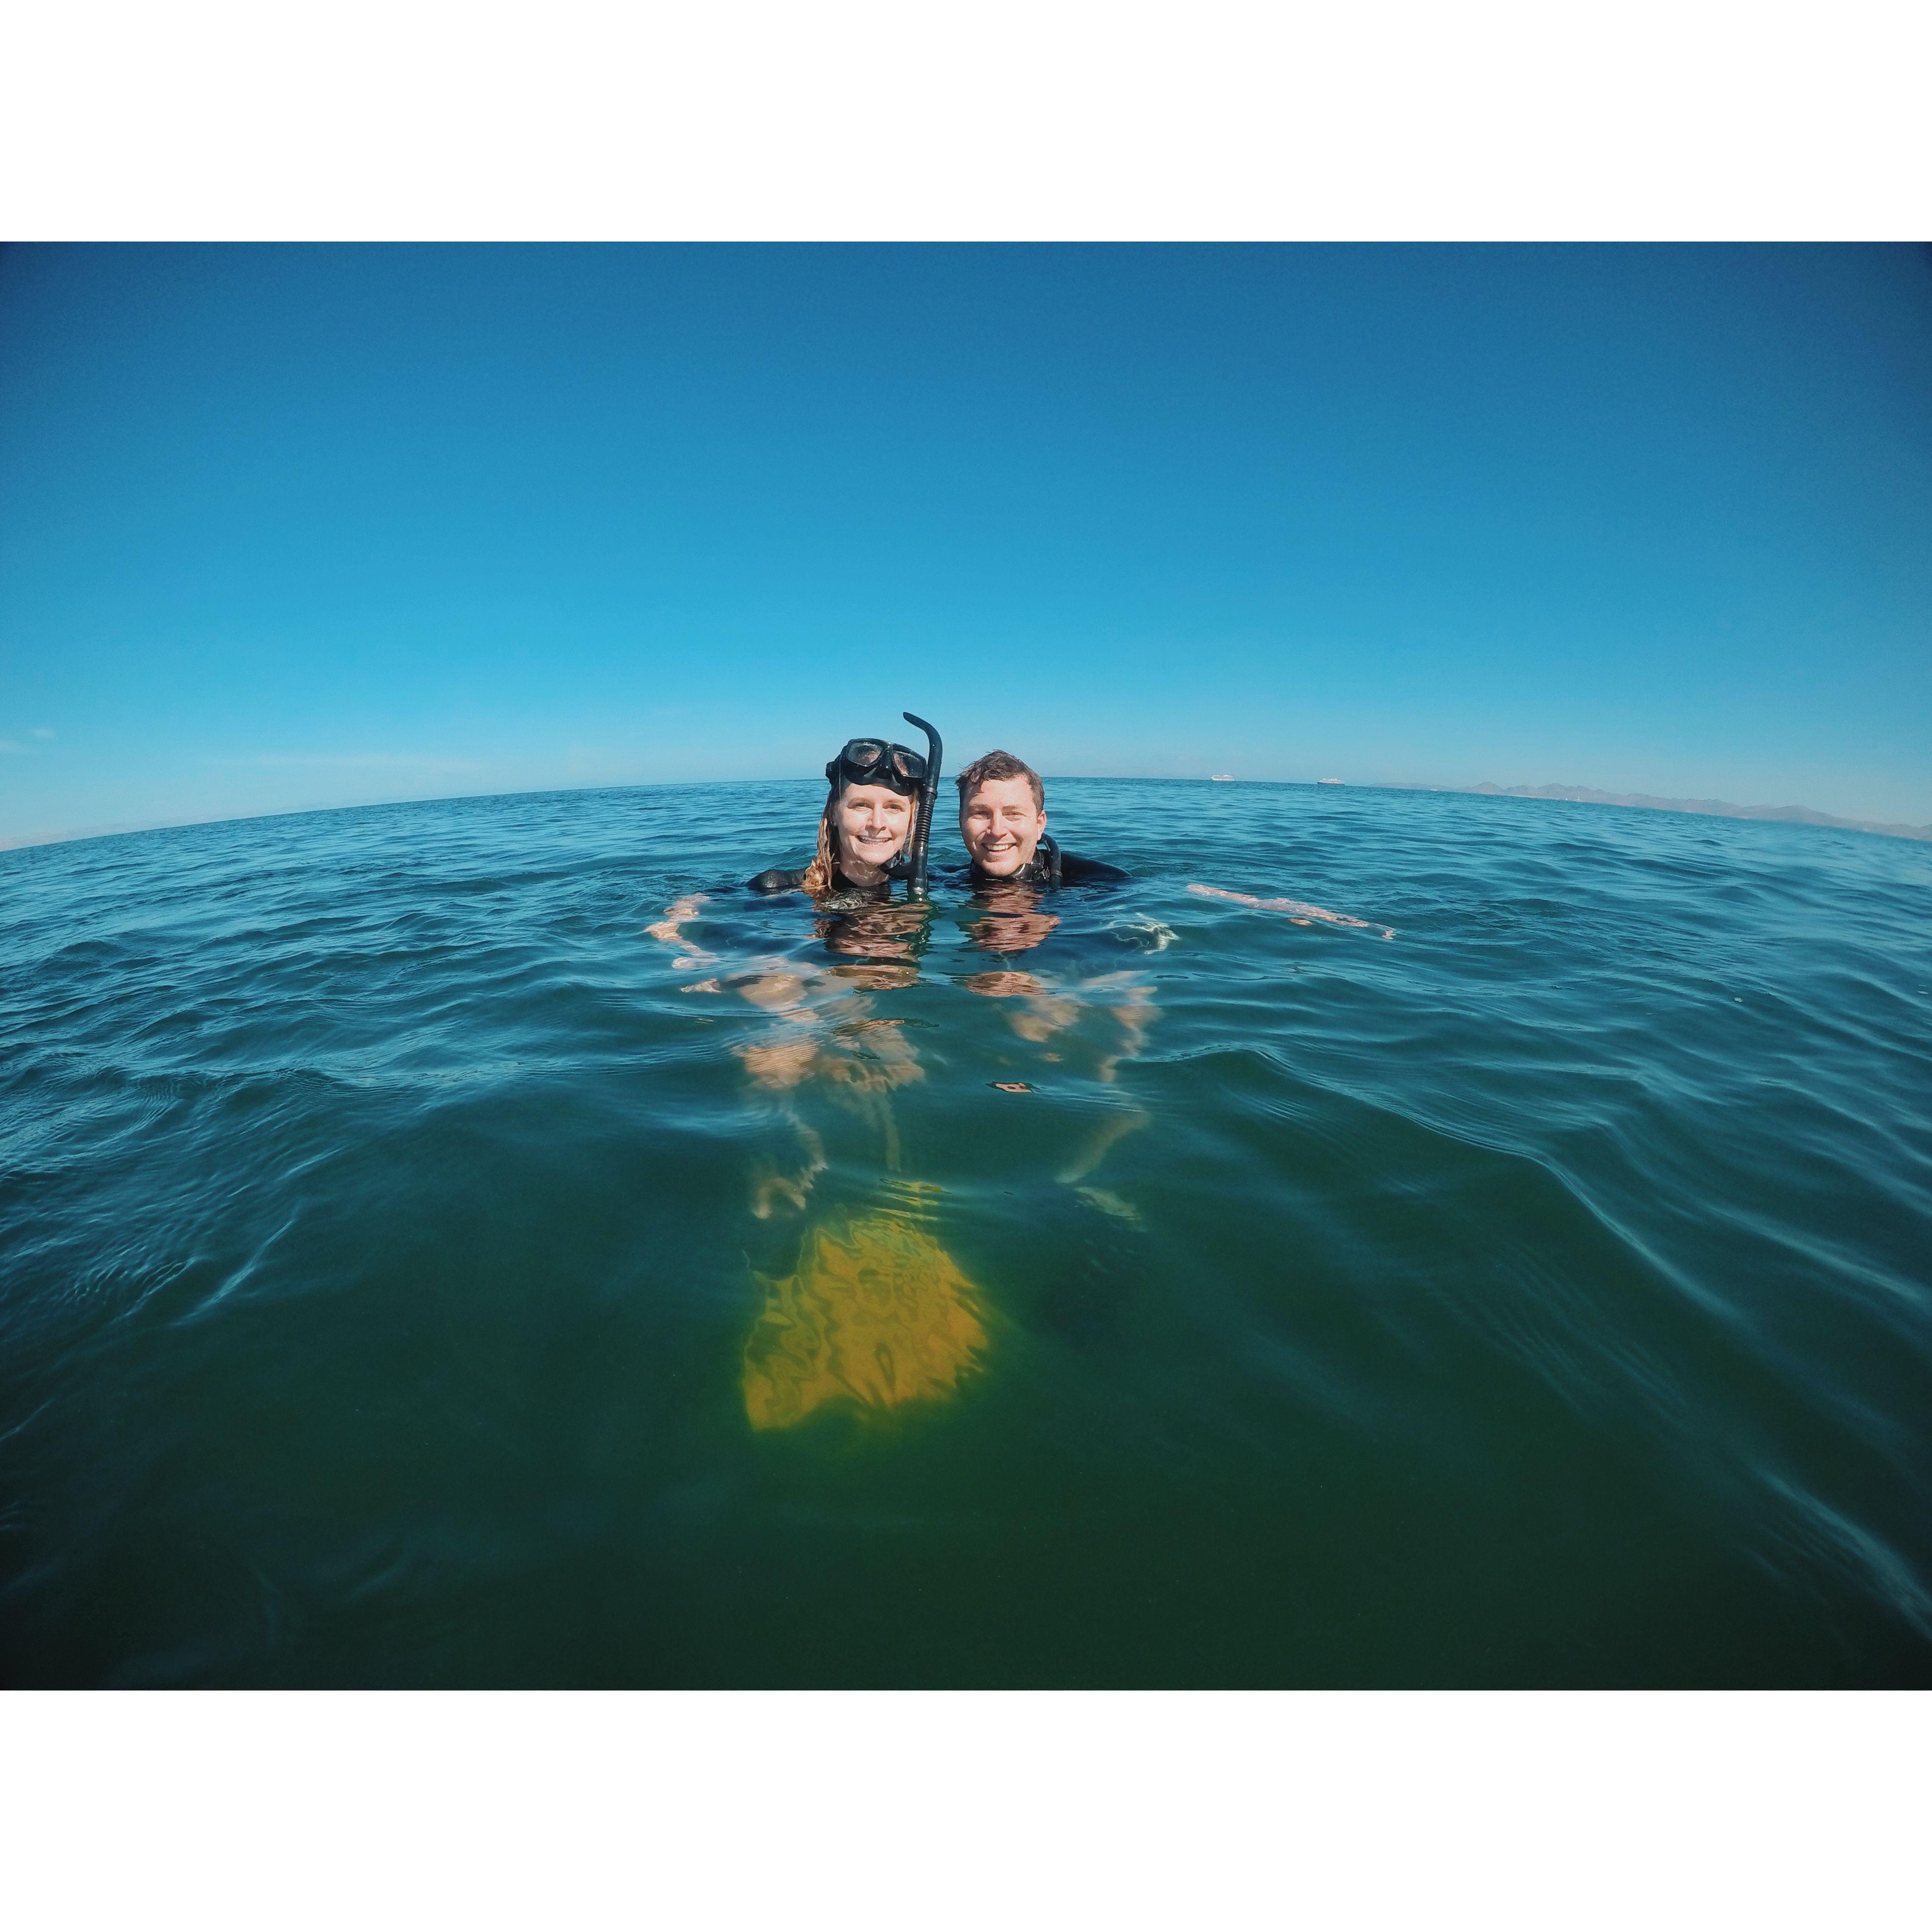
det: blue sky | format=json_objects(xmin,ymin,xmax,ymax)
[{"xmin": 2, "ymin": 242, "xmax": 1928, "ymax": 844}]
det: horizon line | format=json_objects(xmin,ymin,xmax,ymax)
[{"xmin": 6, "ymin": 774, "xmax": 1928, "ymax": 856}]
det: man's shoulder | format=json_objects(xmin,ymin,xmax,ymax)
[
  {"xmin": 1055, "ymin": 849, "xmax": 1129, "ymax": 885},
  {"xmin": 1038, "ymin": 835, "xmax": 1127, "ymax": 885}
]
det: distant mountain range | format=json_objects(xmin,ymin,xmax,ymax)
[{"xmin": 1419, "ymin": 782, "xmax": 1932, "ymax": 844}]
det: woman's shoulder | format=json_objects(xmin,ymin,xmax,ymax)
[{"xmin": 744, "ymin": 867, "xmax": 900, "ymax": 904}]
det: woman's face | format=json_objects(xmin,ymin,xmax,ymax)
[{"xmin": 833, "ymin": 782, "xmax": 914, "ymax": 870}]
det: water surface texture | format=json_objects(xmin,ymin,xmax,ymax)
[{"xmin": 3, "ymin": 781, "xmax": 1929, "ymax": 1686}]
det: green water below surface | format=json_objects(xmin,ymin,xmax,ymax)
[{"xmin": 2, "ymin": 780, "xmax": 1929, "ymax": 1685}]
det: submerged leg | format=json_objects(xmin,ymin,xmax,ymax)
[{"xmin": 1056, "ymin": 1104, "xmax": 1150, "ymax": 1186}]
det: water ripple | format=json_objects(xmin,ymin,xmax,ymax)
[{"xmin": 2, "ymin": 781, "xmax": 1928, "ymax": 1685}]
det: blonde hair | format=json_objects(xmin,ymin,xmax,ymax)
[{"xmin": 799, "ymin": 788, "xmax": 840, "ymax": 897}]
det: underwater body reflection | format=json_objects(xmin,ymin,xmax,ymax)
[
  {"xmin": 650, "ymin": 894, "xmax": 1001, "ymax": 1430},
  {"xmin": 712, "ymin": 888, "xmax": 1162, "ymax": 1429},
  {"xmin": 959, "ymin": 877, "xmax": 1159, "ymax": 1223}
]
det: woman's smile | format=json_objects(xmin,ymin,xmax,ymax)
[{"xmin": 833, "ymin": 781, "xmax": 914, "ymax": 883}]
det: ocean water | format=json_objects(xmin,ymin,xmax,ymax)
[{"xmin": 2, "ymin": 778, "xmax": 1929, "ymax": 1687}]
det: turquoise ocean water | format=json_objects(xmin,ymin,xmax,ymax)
[{"xmin": 2, "ymin": 779, "xmax": 1929, "ymax": 1686}]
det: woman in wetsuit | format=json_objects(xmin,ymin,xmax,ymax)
[{"xmin": 749, "ymin": 723, "xmax": 941, "ymax": 900}]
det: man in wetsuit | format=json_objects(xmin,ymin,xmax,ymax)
[
  {"xmin": 952, "ymin": 750, "xmax": 1150, "ymax": 1205},
  {"xmin": 952, "ymin": 749, "xmax": 1127, "ymax": 888}
]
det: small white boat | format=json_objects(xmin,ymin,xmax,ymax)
[
  {"xmin": 1210, "ymin": 773, "xmax": 1235, "ymax": 782},
  {"xmin": 1317, "ymin": 778, "xmax": 1344, "ymax": 786}
]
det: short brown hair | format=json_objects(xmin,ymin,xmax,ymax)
[{"xmin": 955, "ymin": 749, "xmax": 1044, "ymax": 812}]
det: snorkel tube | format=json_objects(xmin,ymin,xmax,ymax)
[{"xmin": 900, "ymin": 710, "xmax": 943, "ymax": 900}]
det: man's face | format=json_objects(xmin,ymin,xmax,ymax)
[{"xmin": 959, "ymin": 777, "xmax": 1046, "ymax": 878}]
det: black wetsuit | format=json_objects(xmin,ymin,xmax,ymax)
[
  {"xmin": 746, "ymin": 862, "xmax": 892, "ymax": 899},
  {"xmin": 752, "ymin": 833, "xmax": 1123, "ymax": 895},
  {"xmin": 947, "ymin": 831, "xmax": 1128, "ymax": 889}
]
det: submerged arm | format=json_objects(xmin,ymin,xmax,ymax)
[
  {"xmin": 646, "ymin": 893, "xmax": 720, "ymax": 969},
  {"xmin": 1188, "ymin": 881, "xmax": 1394, "ymax": 938}
]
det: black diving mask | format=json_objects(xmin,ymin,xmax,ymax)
[{"xmin": 826, "ymin": 739, "xmax": 926, "ymax": 795}]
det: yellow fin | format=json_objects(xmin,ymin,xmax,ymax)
[{"xmin": 743, "ymin": 1211, "xmax": 987, "ymax": 1430}]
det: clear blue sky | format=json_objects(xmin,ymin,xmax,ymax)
[{"xmin": 3, "ymin": 242, "xmax": 1928, "ymax": 844}]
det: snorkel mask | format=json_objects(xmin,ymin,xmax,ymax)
[
  {"xmin": 824, "ymin": 715, "xmax": 944, "ymax": 899},
  {"xmin": 825, "ymin": 738, "xmax": 925, "ymax": 795}
]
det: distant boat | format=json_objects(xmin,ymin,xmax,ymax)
[
  {"xmin": 1209, "ymin": 773, "xmax": 1235, "ymax": 782},
  {"xmin": 1317, "ymin": 778, "xmax": 1344, "ymax": 786}
]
